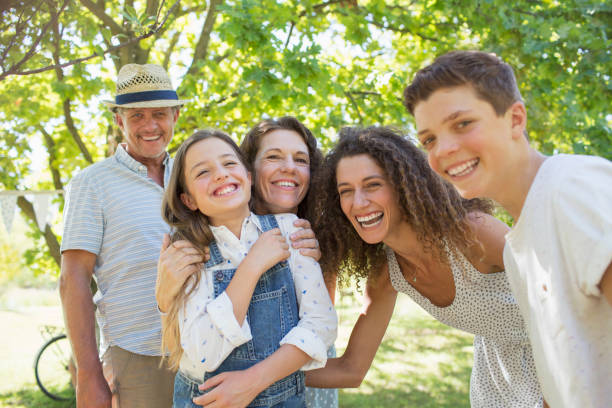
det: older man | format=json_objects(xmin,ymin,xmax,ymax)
[{"xmin": 59, "ymin": 64, "xmax": 187, "ymax": 408}]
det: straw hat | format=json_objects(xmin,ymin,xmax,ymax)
[{"xmin": 103, "ymin": 64, "xmax": 188, "ymax": 110}]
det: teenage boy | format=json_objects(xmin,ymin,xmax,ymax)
[{"xmin": 403, "ymin": 50, "xmax": 611, "ymax": 408}]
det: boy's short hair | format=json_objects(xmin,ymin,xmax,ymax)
[{"xmin": 403, "ymin": 50, "xmax": 523, "ymax": 116}]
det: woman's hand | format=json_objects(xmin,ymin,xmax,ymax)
[
  {"xmin": 192, "ymin": 370, "xmax": 262, "ymax": 407},
  {"xmin": 155, "ymin": 234, "xmax": 208, "ymax": 313},
  {"xmin": 291, "ymin": 218, "xmax": 321, "ymax": 261}
]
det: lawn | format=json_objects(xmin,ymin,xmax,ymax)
[{"xmin": 0, "ymin": 285, "xmax": 474, "ymax": 408}]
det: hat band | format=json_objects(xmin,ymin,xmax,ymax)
[{"xmin": 115, "ymin": 90, "xmax": 178, "ymax": 105}]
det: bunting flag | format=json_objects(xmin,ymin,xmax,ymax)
[
  {"xmin": 0, "ymin": 190, "xmax": 63, "ymax": 235},
  {"xmin": 0, "ymin": 195, "xmax": 17, "ymax": 234},
  {"xmin": 32, "ymin": 194, "xmax": 51, "ymax": 230}
]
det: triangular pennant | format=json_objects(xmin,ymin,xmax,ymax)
[
  {"xmin": 33, "ymin": 194, "xmax": 50, "ymax": 230},
  {"xmin": 0, "ymin": 195, "xmax": 17, "ymax": 234}
]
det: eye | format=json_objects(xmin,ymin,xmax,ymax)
[
  {"xmin": 338, "ymin": 188, "xmax": 353, "ymax": 197},
  {"xmin": 266, "ymin": 154, "xmax": 281, "ymax": 160},
  {"xmin": 420, "ymin": 136, "xmax": 435, "ymax": 149},
  {"xmin": 365, "ymin": 182, "xmax": 381, "ymax": 189},
  {"xmin": 457, "ymin": 120, "xmax": 473, "ymax": 129},
  {"xmin": 223, "ymin": 160, "xmax": 238, "ymax": 167},
  {"xmin": 296, "ymin": 157, "xmax": 310, "ymax": 165},
  {"xmin": 196, "ymin": 169, "xmax": 209, "ymax": 177}
]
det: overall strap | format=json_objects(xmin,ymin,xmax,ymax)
[
  {"xmin": 255, "ymin": 214, "xmax": 279, "ymax": 232},
  {"xmin": 205, "ymin": 240, "xmax": 225, "ymax": 268}
]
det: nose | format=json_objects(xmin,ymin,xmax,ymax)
[
  {"xmin": 141, "ymin": 114, "xmax": 159, "ymax": 132},
  {"xmin": 213, "ymin": 165, "xmax": 229, "ymax": 181},
  {"xmin": 433, "ymin": 134, "xmax": 459, "ymax": 158},
  {"xmin": 280, "ymin": 157, "xmax": 297, "ymax": 173},
  {"xmin": 353, "ymin": 189, "xmax": 369, "ymax": 209}
]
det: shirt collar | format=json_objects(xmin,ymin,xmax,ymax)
[
  {"xmin": 209, "ymin": 212, "xmax": 263, "ymax": 239},
  {"xmin": 114, "ymin": 143, "xmax": 170, "ymax": 176}
]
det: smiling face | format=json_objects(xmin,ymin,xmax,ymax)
[
  {"xmin": 116, "ymin": 107, "xmax": 179, "ymax": 165},
  {"xmin": 180, "ymin": 137, "xmax": 251, "ymax": 227},
  {"xmin": 336, "ymin": 154, "xmax": 403, "ymax": 244},
  {"xmin": 413, "ymin": 85, "xmax": 526, "ymax": 200},
  {"xmin": 253, "ymin": 129, "xmax": 310, "ymax": 214}
]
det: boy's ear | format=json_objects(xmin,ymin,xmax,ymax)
[
  {"xmin": 509, "ymin": 101, "xmax": 527, "ymax": 140},
  {"xmin": 180, "ymin": 192, "xmax": 198, "ymax": 211}
]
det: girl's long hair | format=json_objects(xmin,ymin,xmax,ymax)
[
  {"xmin": 312, "ymin": 126, "xmax": 493, "ymax": 285},
  {"xmin": 160, "ymin": 129, "xmax": 251, "ymax": 369},
  {"xmin": 240, "ymin": 116, "xmax": 323, "ymax": 220}
]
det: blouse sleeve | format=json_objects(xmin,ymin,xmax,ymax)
[
  {"xmin": 275, "ymin": 214, "xmax": 338, "ymax": 370},
  {"xmin": 178, "ymin": 269, "xmax": 253, "ymax": 372}
]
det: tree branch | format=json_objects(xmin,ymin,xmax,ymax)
[
  {"xmin": 38, "ymin": 126, "xmax": 64, "ymax": 191},
  {"xmin": 162, "ymin": 30, "xmax": 181, "ymax": 70},
  {"xmin": 0, "ymin": 0, "xmax": 69, "ymax": 81},
  {"xmin": 79, "ymin": 0, "xmax": 123, "ymax": 34},
  {"xmin": 16, "ymin": 196, "xmax": 61, "ymax": 267},
  {"xmin": 49, "ymin": 8, "xmax": 94, "ymax": 163},
  {"xmin": 345, "ymin": 91, "xmax": 363, "ymax": 125},
  {"xmin": 4, "ymin": 0, "xmax": 179, "ymax": 78},
  {"xmin": 185, "ymin": 0, "xmax": 222, "ymax": 78}
]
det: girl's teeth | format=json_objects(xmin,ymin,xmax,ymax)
[{"xmin": 216, "ymin": 185, "xmax": 237, "ymax": 195}]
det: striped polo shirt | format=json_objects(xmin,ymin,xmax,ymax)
[{"xmin": 61, "ymin": 144, "xmax": 173, "ymax": 356}]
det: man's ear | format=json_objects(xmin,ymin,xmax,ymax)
[
  {"xmin": 115, "ymin": 111, "xmax": 126, "ymax": 133},
  {"xmin": 509, "ymin": 101, "xmax": 527, "ymax": 140},
  {"xmin": 180, "ymin": 192, "xmax": 198, "ymax": 211}
]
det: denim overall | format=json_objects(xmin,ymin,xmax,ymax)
[{"xmin": 173, "ymin": 215, "xmax": 305, "ymax": 408}]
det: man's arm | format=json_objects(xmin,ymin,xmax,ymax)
[{"xmin": 59, "ymin": 249, "xmax": 111, "ymax": 408}]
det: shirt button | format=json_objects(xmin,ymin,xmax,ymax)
[{"xmin": 215, "ymin": 271, "xmax": 224, "ymax": 281}]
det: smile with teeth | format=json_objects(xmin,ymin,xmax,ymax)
[
  {"xmin": 273, "ymin": 180, "xmax": 298, "ymax": 188},
  {"xmin": 141, "ymin": 135, "xmax": 162, "ymax": 141},
  {"xmin": 214, "ymin": 184, "xmax": 238, "ymax": 196},
  {"xmin": 446, "ymin": 158, "xmax": 479, "ymax": 177},
  {"xmin": 356, "ymin": 212, "xmax": 383, "ymax": 227}
]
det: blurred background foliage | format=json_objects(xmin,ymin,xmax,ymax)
[{"xmin": 0, "ymin": 0, "xmax": 610, "ymax": 277}]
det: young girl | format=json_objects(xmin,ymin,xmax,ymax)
[{"xmin": 161, "ymin": 130, "xmax": 337, "ymax": 408}]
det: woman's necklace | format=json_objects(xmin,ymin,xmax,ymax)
[{"xmin": 395, "ymin": 254, "xmax": 418, "ymax": 283}]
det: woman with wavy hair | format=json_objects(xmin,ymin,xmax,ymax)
[{"xmin": 305, "ymin": 126, "xmax": 543, "ymax": 407}]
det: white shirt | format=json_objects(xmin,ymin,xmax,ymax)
[
  {"xmin": 178, "ymin": 212, "xmax": 338, "ymax": 380},
  {"xmin": 503, "ymin": 154, "xmax": 612, "ymax": 408}
]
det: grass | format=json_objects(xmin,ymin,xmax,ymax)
[
  {"xmin": 335, "ymin": 292, "xmax": 473, "ymax": 407},
  {"xmin": 0, "ymin": 285, "xmax": 474, "ymax": 407}
]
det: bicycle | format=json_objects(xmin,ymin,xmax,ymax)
[{"xmin": 34, "ymin": 325, "xmax": 76, "ymax": 402}]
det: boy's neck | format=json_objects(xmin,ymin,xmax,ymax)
[{"xmin": 498, "ymin": 147, "xmax": 547, "ymax": 221}]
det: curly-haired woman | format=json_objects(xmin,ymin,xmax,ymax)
[{"xmin": 305, "ymin": 126, "xmax": 543, "ymax": 407}]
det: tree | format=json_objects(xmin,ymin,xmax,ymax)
[{"xmin": 1, "ymin": 0, "xmax": 610, "ymax": 275}]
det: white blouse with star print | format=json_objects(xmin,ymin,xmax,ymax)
[{"xmin": 178, "ymin": 212, "xmax": 338, "ymax": 381}]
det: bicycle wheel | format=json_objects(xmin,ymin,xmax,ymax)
[{"xmin": 34, "ymin": 334, "xmax": 75, "ymax": 401}]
